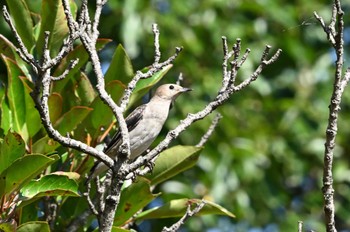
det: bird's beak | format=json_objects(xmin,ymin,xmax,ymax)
[{"xmin": 181, "ymin": 87, "xmax": 192, "ymax": 92}]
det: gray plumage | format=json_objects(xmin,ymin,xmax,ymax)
[{"xmin": 90, "ymin": 84, "xmax": 192, "ymax": 178}]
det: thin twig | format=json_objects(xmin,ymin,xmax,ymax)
[
  {"xmin": 162, "ymin": 200, "xmax": 206, "ymax": 232},
  {"xmin": 196, "ymin": 113, "xmax": 222, "ymax": 147}
]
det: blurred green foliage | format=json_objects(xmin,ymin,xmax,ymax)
[{"xmin": 1, "ymin": 0, "xmax": 350, "ymax": 231}]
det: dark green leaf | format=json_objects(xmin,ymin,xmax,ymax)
[
  {"xmin": 0, "ymin": 131, "xmax": 25, "ymax": 174},
  {"xmin": 52, "ymin": 39, "xmax": 112, "ymax": 93},
  {"xmin": 36, "ymin": 0, "xmax": 77, "ymax": 57},
  {"xmin": 147, "ymin": 145, "xmax": 203, "ymax": 186},
  {"xmin": 104, "ymin": 44, "xmax": 134, "ymax": 85},
  {"xmin": 74, "ymin": 72, "xmax": 97, "ymax": 106},
  {"xmin": 135, "ymin": 198, "xmax": 235, "ymax": 220},
  {"xmin": 0, "ymin": 154, "xmax": 59, "ymax": 197},
  {"xmin": 48, "ymin": 93, "xmax": 63, "ymax": 124},
  {"xmin": 5, "ymin": 0, "xmax": 35, "ymax": 50},
  {"xmin": 31, "ymin": 136, "xmax": 60, "ymax": 154},
  {"xmin": 2, "ymin": 55, "xmax": 26, "ymax": 137}
]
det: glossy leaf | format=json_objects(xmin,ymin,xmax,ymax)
[
  {"xmin": 104, "ymin": 44, "xmax": 134, "ymax": 85},
  {"xmin": 5, "ymin": 0, "xmax": 34, "ymax": 50},
  {"xmin": 0, "ymin": 35, "xmax": 30, "ymax": 77},
  {"xmin": 19, "ymin": 77, "xmax": 41, "ymax": 137},
  {"xmin": 75, "ymin": 72, "xmax": 97, "ymax": 106},
  {"xmin": 52, "ymin": 39, "xmax": 112, "ymax": 93},
  {"xmin": 135, "ymin": 198, "xmax": 235, "ymax": 220},
  {"xmin": 36, "ymin": 0, "xmax": 77, "ymax": 57},
  {"xmin": 2, "ymin": 55, "xmax": 26, "ymax": 137},
  {"xmin": 147, "ymin": 145, "xmax": 203, "ymax": 186},
  {"xmin": 54, "ymin": 106, "xmax": 93, "ymax": 134},
  {"xmin": 48, "ymin": 92, "xmax": 63, "ymax": 124},
  {"xmin": 128, "ymin": 64, "xmax": 172, "ymax": 107},
  {"xmin": 0, "ymin": 221, "xmax": 16, "ymax": 232},
  {"xmin": 20, "ymin": 173, "xmax": 80, "ymax": 199},
  {"xmin": 113, "ymin": 177, "xmax": 160, "ymax": 226},
  {"xmin": 17, "ymin": 221, "xmax": 50, "ymax": 232},
  {"xmin": 0, "ymin": 154, "xmax": 59, "ymax": 197},
  {"xmin": 0, "ymin": 131, "xmax": 25, "ymax": 174},
  {"xmin": 31, "ymin": 136, "xmax": 60, "ymax": 154}
]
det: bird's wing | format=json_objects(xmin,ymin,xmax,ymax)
[{"xmin": 104, "ymin": 104, "xmax": 147, "ymax": 154}]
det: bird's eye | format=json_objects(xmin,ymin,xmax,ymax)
[{"xmin": 169, "ymin": 85, "xmax": 174, "ymax": 90}]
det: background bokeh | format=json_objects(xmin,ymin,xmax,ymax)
[{"xmin": 1, "ymin": 0, "xmax": 350, "ymax": 231}]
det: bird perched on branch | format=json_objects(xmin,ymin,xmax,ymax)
[{"xmin": 89, "ymin": 83, "xmax": 192, "ymax": 179}]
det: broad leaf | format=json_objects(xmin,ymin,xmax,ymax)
[
  {"xmin": 147, "ymin": 145, "xmax": 203, "ymax": 186},
  {"xmin": 48, "ymin": 92, "xmax": 63, "ymax": 124},
  {"xmin": 20, "ymin": 173, "xmax": 80, "ymax": 199},
  {"xmin": 54, "ymin": 106, "xmax": 93, "ymax": 134},
  {"xmin": 104, "ymin": 44, "xmax": 134, "ymax": 85},
  {"xmin": 128, "ymin": 64, "xmax": 173, "ymax": 107},
  {"xmin": 0, "ymin": 131, "xmax": 25, "ymax": 174},
  {"xmin": 0, "ymin": 35, "xmax": 30, "ymax": 77},
  {"xmin": 135, "ymin": 198, "xmax": 235, "ymax": 220},
  {"xmin": 17, "ymin": 221, "xmax": 50, "ymax": 232},
  {"xmin": 31, "ymin": 136, "xmax": 60, "ymax": 154},
  {"xmin": 52, "ymin": 39, "xmax": 112, "ymax": 93},
  {"xmin": 5, "ymin": 0, "xmax": 35, "ymax": 50},
  {"xmin": 2, "ymin": 55, "xmax": 26, "ymax": 138},
  {"xmin": 0, "ymin": 220, "xmax": 16, "ymax": 232},
  {"xmin": 75, "ymin": 72, "xmax": 97, "ymax": 106},
  {"xmin": 0, "ymin": 154, "xmax": 59, "ymax": 197},
  {"xmin": 36, "ymin": 0, "xmax": 77, "ymax": 57},
  {"xmin": 20, "ymin": 77, "xmax": 41, "ymax": 137},
  {"xmin": 113, "ymin": 177, "xmax": 160, "ymax": 226}
]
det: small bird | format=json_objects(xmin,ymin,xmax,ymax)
[{"xmin": 89, "ymin": 83, "xmax": 192, "ymax": 178}]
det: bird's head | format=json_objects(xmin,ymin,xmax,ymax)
[{"xmin": 153, "ymin": 84, "xmax": 192, "ymax": 101}]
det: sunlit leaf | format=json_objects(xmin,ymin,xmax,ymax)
[
  {"xmin": 20, "ymin": 173, "xmax": 80, "ymax": 199},
  {"xmin": 128, "ymin": 64, "xmax": 172, "ymax": 107},
  {"xmin": 113, "ymin": 177, "xmax": 160, "ymax": 226},
  {"xmin": 135, "ymin": 198, "xmax": 235, "ymax": 220},
  {"xmin": 0, "ymin": 154, "xmax": 59, "ymax": 198},
  {"xmin": 54, "ymin": 106, "xmax": 93, "ymax": 134},
  {"xmin": 5, "ymin": 0, "xmax": 34, "ymax": 50},
  {"xmin": 17, "ymin": 221, "xmax": 50, "ymax": 232},
  {"xmin": 0, "ymin": 131, "xmax": 25, "ymax": 174},
  {"xmin": 36, "ymin": 0, "xmax": 77, "ymax": 57},
  {"xmin": 104, "ymin": 44, "xmax": 134, "ymax": 85},
  {"xmin": 147, "ymin": 145, "xmax": 203, "ymax": 186}
]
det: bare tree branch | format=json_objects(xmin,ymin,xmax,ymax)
[
  {"xmin": 196, "ymin": 113, "xmax": 222, "ymax": 147},
  {"xmin": 162, "ymin": 200, "xmax": 206, "ymax": 232},
  {"xmin": 314, "ymin": 1, "xmax": 350, "ymax": 231}
]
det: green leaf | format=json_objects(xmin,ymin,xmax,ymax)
[
  {"xmin": 128, "ymin": 64, "xmax": 173, "ymax": 107},
  {"xmin": 113, "ymin": 177, "xmax": 160, "ymax": 226},
  {"xmin": 147, "ymin": 145, "xmax": 203, "ymax": 186},
  {"xmin": 135, "ymin": 198, "xmax": 235, "ymax": 220},
  {"xmin": 0, "ymin": 220, "xmax": 16, "ymax": 232},
  {"xmin": 90, "ymin": 80, "xmax": 125, "ymax": 129},
  {"xmin": 52, "ymin": 39, "xmax": 112, "ymax": 93},
  {"xmin": 19, "ymin": 77, "xmax": 41, "ymax": 138},
  {"xmin": 31, "ymin": 136, "xmax": 60, "ymax": 154},
  {"xmin": 0, "ymin": 154, "xmax": 59, "ymax": 197},
  {"xmin": 5, "ymin": 0, "xmax": 35, "ymax": 50},
  {"xmin": 17, "ymin": 221, "xmax": 50, "ymax": 232},
  {"xmin": 0, "ymin": 92, "xmax": 11, "ymax": 132},
  {"xmin": 75, "ymin": 72, "xmax": 97, "ymax": 106},
  {"xmin": 20, "ymin": 173, "xmax": 80, "ymax": 199},
  {"xmin": 54, "ymin": 106, "xmax": 93, "ymax": 134},
  {"xmin": 2, "ymin": 55, "xmax": 26, "ymax": 137},
  {"xmin": 0, "ymin": 35, "xmax": 30, "ymax": 77},
  {"xmin": 0, "ymin": 131, "xmax": 25, "ymax": 174},
  {"xmin": 36, "ymin": 0, "xmax": 77, "ymax": 57},
  {"xmin": 104, "ymin": 44, "xmax": 134, "ymax": 85},
  {"xmin": 48, "ymin": 92, "xmax": 63, "ymax": 124}
]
